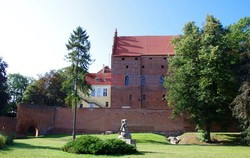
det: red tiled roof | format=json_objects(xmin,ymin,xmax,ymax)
[
  {"xmin": 86, "ymin": 66, "xmax": 111, "ymax": 85},
  {"xmin": 97, "ymin": 66, "xmax": 111, "ymax": 74},
  {"xmin": 112, "ymin": 36, "xmax": 176, "ymax": 57}
]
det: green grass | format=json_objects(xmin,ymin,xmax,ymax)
[{"xmin": 0, "ymin": 133, "xmax": 249, "ymax": 158}]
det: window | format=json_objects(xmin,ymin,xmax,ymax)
[
  {"xmin": 161, "ymin": 65, "xmax": 164, "ymax": 68},
  {"xmin": 126, "ymin": 65, "xmax": 128, "ymax": 69},
  {"xmin": 79, "ymin": 104, "xmax": 83, "ymax": 108},
  {"xmin": 105, "ymin": 102, "xmax": 109, "ymax": 107},
  {"xmin": 142, "ymin": 95, "xmax": 146, "ymax": 101},
  {"xmin": 160, "ymin": 75, "xmax": 164, "ymax": 85},
  {"xmin": 129, "ymin": 95, "xmax": 132, "ymax": 101},
  {"xmin": 163, "ymin": 57, "xmax": 166, "ymax": 60},
  {"xmin": 135, "ymin": 57, "xmax": 138, "ymax": 60},
  {"xmin": 122, "ymin": 58, "xmax": 125, "ymax": 60},
  {"xmin": 149, "ymin": 57, "xmax": 152, "ymax": 60},
  {"xmin": 103, "ymin": 88, "xmax": 108, "ymax": 96},
  {"xmin": 96, "ymin": 88, "xmax": 102, "ymax": 96},
  {"xmin": 125, "ymin": 76, "xmax": 129, "ymax": 86},
  {"xmin": 142, "ymin": 65, "xmax": 144, "ymax": 68},
  {"xmin": 91, "ymin": 89, "xmax": 95, "ymax": 96},
  {"xmin": 141, "ymin": 75, "xmax": 145, "ymax": 86}
]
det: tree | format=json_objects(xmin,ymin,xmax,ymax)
[
  {"xmin": 65, "ymin": 26, "xmax": 93, "ymax": 140},
  {"xmin": 7, "ymin": 73, "xmax": 31, "ymax": 112},
  {"xmin": 164, "ymin": 15, "xmax": 237, "ymax": 142},
  {"xmin": 22, "ymin": 70, "xmax": 67, "ymax": 106},
  {"xmin": 0, "ymin": 57, "xmax": 9, "ymax": 115},
  {"xmin": 229, "ymin": 17, "xmax": 250, "ymax": 145}
]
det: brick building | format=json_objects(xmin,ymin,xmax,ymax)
[{"xmin": 111, "ymin": 30, "xmax": 176, "ymax": 109}]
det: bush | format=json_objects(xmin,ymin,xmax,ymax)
[
  {"xmin": 99, "ymin": 139, "xmax": 137, "ymax": 155},
  {"xmin": 5, "ymin": 134, "xmax": 14, "ymax": 145},
  {"xmin": 198, "ymin": 130, "xmax": 207, "ymax": 142},
  {"xmin": 0, "ymin": 134, "xmax": 6, "ymax": 149},
  {"xmin": 62, "ymin": 135, "xmax": 137, "ymax": 155}
]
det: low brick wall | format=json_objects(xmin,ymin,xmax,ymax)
[
  {"xmin": 0, "ymin": 116, "xmax": 16, "ymax": 135},
  {"xmin": 15, "ymin": 104, "xmax": 195, "ymax": 136}
]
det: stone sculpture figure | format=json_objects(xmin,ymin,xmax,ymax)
[{"xmin": 118, "ymin": 119, "xmax": 131, "ymax": 139}]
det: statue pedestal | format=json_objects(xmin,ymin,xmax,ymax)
[{"xmin": 123, "ymin": 139, "xmax": 137, "ymax": 146}]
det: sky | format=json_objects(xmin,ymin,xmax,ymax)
[{"xmin": 0, "ymin": 0, "xmax": 249, "ymax": 78}]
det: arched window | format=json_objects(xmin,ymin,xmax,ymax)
[
  {"xmin": 125, "ymin": 76, "xmax": 129, "ymax": 86},
  {"xmin": 141, "ymin": 75, "xmax": 145, "ymax": 86},
  {"xmin": 160, "ymin": 75, "xmax": 164, "ymax": 85}
]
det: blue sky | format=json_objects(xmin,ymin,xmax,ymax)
[{"xmin": 0, "ymin": 0, "xmax": 249, "ymax": 77}]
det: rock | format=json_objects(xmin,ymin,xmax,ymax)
[
  {"xmin": 105, "ymin": 131, "xmax": 113, "ymax": 135},
  {"xmin": 168, "ymin": 136, "xmax": 180, "ymax": 144}
]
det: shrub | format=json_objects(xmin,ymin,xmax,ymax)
[
  {"xmin": 62, "ymin": 135, "xmax": 137, "ymax": 155},
  {"xmin": 99, "ymin": 139, "xmax": 137, "ymax": 155},
  {"xmin": 5, "ymin": 134, "xmax": 14, "ymax": 145},
  {"xmin": 0, "ymin": 134, "xmax": 6, "ymax": 149},
  {"xmin": 198, "ymin": 130, "xmax": 207, "ymax": 142}
]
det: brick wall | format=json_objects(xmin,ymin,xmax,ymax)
[
  {"xmin": 16, "ymin": 104, "xmax": 195, "ymax": 135},
  {"xmin": 0, "ymin": 116, "xmax": 16, "ymax": 135},
  {"xmin": 16, "ymin": 104, "xmax": 56, "ymax": 137},
  {"xmin": 111, "ymin": 56, "xmax": 170, "ymax": 109}
]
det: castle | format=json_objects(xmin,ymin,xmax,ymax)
[{"xmin": 0, "ymin": 31, "xmax": 198, "ymax": 137}]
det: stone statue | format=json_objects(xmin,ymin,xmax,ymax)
[
  {"xmin": 118, "ymin": 119, "xmax": 131, "ymax": 139},
  {"xmin": 118, "ymin": 119, "xmax": 136, "ymax": 145}
]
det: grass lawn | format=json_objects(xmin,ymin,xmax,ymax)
[{"xmin": 0, "ymin": 133, "xmax": 249, "ymax": 158}]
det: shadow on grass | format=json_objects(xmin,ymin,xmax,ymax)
[
  {"xmin": 212, "ymin": 133, "xmax": 247, "ymax": 146},
  {"xmin": 1, "ymin": 142, "xmax": 60, "ymax": 151}
]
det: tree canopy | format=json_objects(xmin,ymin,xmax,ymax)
[
  {"xmin": 164, "ymin": 15, "xmax": 237, "ymax": 142},
  {"xmin": 7, "ymin": 73, "xmax": 31, "ymax": 112},
  {"xmin": 22, "ymin": 70, "xmax": 67, "ymax": 106},
  {"xmin": 0, "ymin": 57, "xmax": 9, "ymax": 115}
]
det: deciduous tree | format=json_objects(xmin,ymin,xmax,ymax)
[{"xmin": 164, "ymin": 15, "xmax": 237, "ymax": 142}]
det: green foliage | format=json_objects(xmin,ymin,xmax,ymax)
[
  {"xmin": 164, "ymin": 15, "xmax": 238, "ymax": 142},
  {"xmin": 229, "ymin": 17, "xmax": 250, "ymax": 145},
  {"xmin": 0, "ymin": 133, "xmax": 14, "ymax": 149},
  {"xmin": 22, "ymin": 70, "xmax": 67, "ymax": 106},
  {"xmin": 5, "ymin": 134, "xmax": 14, "ymax": 145},
  {"xmin": 198, "ymin": 130, "xmax": 207, "ymax": 142},
  {"xmin": 0, "ymin": 57, "xmax": 10, "ymax": 115},
  {"xmin": 100, "ymin": 139, "xmax": 137, "ymax": 155},
  {"xmin": 64, "ymin": 26, "xmax": 93, "ymax": 107},
  {"xmin": 0, "ymin": 134, "xmax": 6, "ymax": 149},
  {"xmin": 62, "ymin": 135, "xmax": 137, "ymax": 155},
  {"xmin": 7, "ymin": 73, "xmax": 31, "ymax": 112}
]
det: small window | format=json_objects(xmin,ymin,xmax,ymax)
[
  {"xmin": 79, "ymin": 104, "xmax": 83, "ymax": 108},
  {"xmin": 161, "ymin": 65, "xmax": 164, "ymax": 68},
  {"xmin": 105, "ymin": 102, "xmax": 109, "ymax": 107},
  {"xmin": 103, "ymin": 88, "xmax": 108, "ymax": 96},
  {"xmin": 126, "ymin": 65, "xmax": 128, "ymax": 69},
  {"xmin": 160, "ymin": 75, "xmax": 164, "ymax": 85},
  {"xmin": 135, "ymin": 57, "xmax": 138, "ymax": 60},
  {"xmin": 129, "ymin": 95, "xmax": 132, "ymax": 101},
  {"xmin": 125, "ymin": 76, "xmax": 129, "ymax": 86},
  {"xmin": 91, "ymin": 89, "xmax": 95, "ymax": 96},
  {"xmin": 142, "ymin": 65, "xmax": 144, "ymax": 68},
  {"xmin": 122, "ymin": 58, "xmax": 125, "ymax": 60},
  {"xmin": 142, "ymin": 95, "xmax": 146, "ymax": 101},
  {"xmin": 96, "ymin": 88, "xmax": 102, "ymax": 96},
  {"xmin": 141, "ymin": 76, "xmax": 145, "ymax": 86},
  {"xmin": 149, "ymin": 57, "xmax": 152, "ymax": 60},
  {"xmin": 163, "ymin": 57, "xmax": 166, "ymax": 60}
]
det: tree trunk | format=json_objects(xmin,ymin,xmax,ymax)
[
  {"xmin": 205, "ymin": 125, "xmax": 211, "ymax": 143},
  {"xmin": 72, "ymin": 79, "xmax": 77, "ymax": 140}
]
